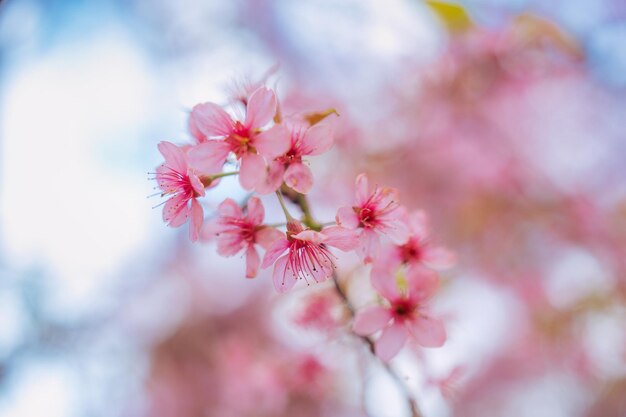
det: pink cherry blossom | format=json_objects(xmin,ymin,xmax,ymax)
[
  {"xmin": 188, "ymin": 87, "xmax": 290, "ymax": 191},
  {"xmin": 353, "ymin": 267, "xmax": 446, "ymax": 361},
  {"xmin": 377, "ymin": 210, "xmax": 456, "ymax": 274},
  {"xmin": 154, "ymin": 141, "xmax": 214, "ymax": 242},
  {"xmin": 256, "ymin": 122, "xmax": 334, "ymax": 194},
  {"xmin": 261, "ymin": 220, "xmax": 357, "ymax": 293},
  {"xmin": 336, "ymin": 173, "xmax": 409, "ymax": 263},
  {"xmin": 208, "ymin": 197, "xmax": 283, "ymax": 278}
]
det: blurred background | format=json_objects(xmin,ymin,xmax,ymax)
[{"xmin": 1, "ymin": 0, "xmax": 626, "ymax": 416}]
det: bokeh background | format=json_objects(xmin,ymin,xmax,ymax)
[{"xmin": 1, "ymin": 0, "xmax": 626, "ymax": 416}]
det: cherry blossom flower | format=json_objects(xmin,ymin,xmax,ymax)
[
  {"xmin": 353, "ymin": 267, "xmax": 446, "ymax": 361},
  {"xmin": 154, "ymin": 141, "xmax": 216, "ymax": 242},
  {"xmin": 261, "ymin": 220, "xmax": 357, "ymax": 293},
  {"xmin": 256, "ymin": 122, "xmax": 334, "ymax": 194},
  {"xmin": 188, "ymin": 87, "xmax": 290, "ymax": 191},
  {"xmin": 376, "ymin": 210, "xmax": 456, "ymax": 274},
  {"xmin": 336, "ymin": 173, "xmax": 409, "ymax": 263},
  {"xmin": 207, "ymin": 197, "xmax": 283, "ymax": 278}
]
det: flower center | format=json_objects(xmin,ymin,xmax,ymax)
[
  {"xmin": 225, "ymin": 122, "xmax": 255, "ymax": 157},
  {"xmin": 357, "ymin": 206, "xmax": 376, "ymax": 228},
  {"xmin": 392, "ymin": 299, "xmax": 416, "ymax": 321},
  {"xmin": 400, "ymin": 239, "xmax": 422, "ymax": 264}
]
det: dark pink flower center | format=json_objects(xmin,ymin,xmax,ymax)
[
  {"xmin": 225, "ymin": 122, "xmax": 254, "ymax": 157},
  {"xmin": 357, "ymin": 206, "xmax": 377, "ymax": 228},
  {"xmin": 392, "ymin": 299, "xmax": 417, "ymax": 321},
  {"xmin": 400, "ymin": 238, "xmax": 422, "ymax": 264}
]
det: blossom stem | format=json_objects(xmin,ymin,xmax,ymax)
[
  {"xmin": 210, "ymin": 171, "xmax": 239, "ymax": 180},
  {"xmin": 331, "ymin": 273, "xmax": 424, "ymax": 417},
  {"xmin": 275, "ymin": 190, "xmax": 295, "ymax": 221}
]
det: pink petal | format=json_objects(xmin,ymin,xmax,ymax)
[
  {"xmin": 354, "ymin": 173, "xmax": 370, "ymax": 206},
  {"xmin": 273, "ymin": 255, "xmax": 297, "ymax": 293},
  {"xmin": 246, "ymin": 196, "xmax": 265, "ymax": 225},
  {"xmin": 373, "ymin": 244, "xmax": 403, "ymax": 273},
  {"xmin": 217, "ymin": 198, "xmax": 243, "ymax": 218},
  {"xmin": 353, "ymin": 306, "xmax": 391, "ymax": 335},
  {"xmin": 255, "ymin": 161, "xmax": 285, "ymax": 195},
  {"xmin": 293, "ymin": 230, "xmax": 327, "ymax": 244},
  {"xmin": 245, "ymin": 246, "xmax": 260, "ymax": 278},
  {"xmin": 158, "ymin": 141, "xmax": 187, "ymax": 173},
  {"xmin": 422, "ymin": 246, "xmax": 457, "ymax": 269},
  {"xmin": 380, "ymin": 218, "xmax": 411, "ymax": 245},
  {"xmin": 300, "ymin": 124, "xmax": 334, "ymax": 156},
  {"xmin": 190, "ymin": 102, "xmax": 234, "ymax": 137},
  {"xmin": 189, "ymin": 199, "xmax": 203, "ymax": 242},
  {"xmin": 187, "ymin": 141, "xmax": 230, "ymax": 174},
  {"xmin": 188, "ymin": 171, "xmax": 206, "ymax": 197},
  {"xmin": 375, "ymin": 322, "xmax": 408, "ymax": 362},
  {"xmin": 261, "ymin": 238, "xmax": 290, "ymax": 268},
  {"xmin": 408, "ymin": 316, "xmax": 446, "ymax": 348},
  {"xmin": 321, "ymin": 226, "xmax": 358, "ymax": 251},
  {"xmin": 216, "ymin": 233, "xmax": 244, "ymax": 256},
  {"xmin": 357, "ymin": 229, "xmax": 379, "ymax": 264},
  {"xmin": 336, "ymin": 206, "xmax": 359, "ymax": 229},
  {"xmin": 188, "ymin": 112, "xmax": 207, "ymax": 143},
  {"xmin": 245, "ymin": 87, "xmax": 277, "ymax": 129},
  {"xmin": 239, "ymin": 153, "xmax": 267, "ymax": 191},
  {"xmin": 407, "ymin": 267, "xmax": 440, "ymax": 302},
  {"xmin": 370, "ymin": 266, "xmax": 401, "ymax": 301},
  {"xmin": 255, "ymin": 227, "xmax": 284, "ymax": 250},
  {"xmin": 284, "ymin": 163, "xmax": 314, "ymax": 194},
  {"xmin": 254, "ymin": 125, "xmax": 290, "ymax": 159},
  {"xmin": 409, "ymin": 210, "xmax": 430, "ymax": 240},
  {"xmin": 163, "ymin": 195, "xmax": 189, "ymax": 227}
]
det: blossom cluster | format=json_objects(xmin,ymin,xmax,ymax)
[{"xmin": 151, "ymin": 84, "xmax": 455, "ymax": 361}]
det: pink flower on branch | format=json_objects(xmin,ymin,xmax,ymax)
[
  {"xmin": 153, "ymin": 141, "xmax": 216, "ymax": 242},
  {"xmin": 256, "ymin": 122, "xmax": 334, "ymax": 194},
  {"xmin": 353, "ymin": 268, "xmax": 446, "ymax": 361},
  {"xmin": 208, "ymin": 197, "xmax": 283, "ymax": 278},
  {"xmin": 188, "ymin": 87, "xmax": 290, "ymax": 191},
  {"xmin": 261, "ymin": 220, "xmax": 357, "ymax": 293},
  {"xmin": 377, "ymin": 210, "xmax": 456, "ymax": 274},
  {"xmin": 336, "ymin": 173, "xmax": 409, "ymax": 263}
]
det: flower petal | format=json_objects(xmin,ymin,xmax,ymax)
[
  {"xmin": 422, "ymin": 246, "xmax": 457, "ymax": 270},
  {"xmin": 273, "ymin": 255, "xmax": 297, "ymax": 293},
  {"xmin": 254, "ymin": 124, "xmax": 290, "ymax": 159},
  {"xmin": 300, "ymin": 124, "xmax": 334, "ymax": 156},
  {"xmin": 375, "ymin": 322, "xmax": 408, "ymax": 362},
  {"xmin": 407, "ymin": 267, "xmax": 440, "ymax": 302},
  {"xmin": 239, "ymin": 153, "xmax": 266, "ymax": 191},
  {"xmin": 190, "ymin": 102, "xmax": 234, "ymax": 137},
  {"xmin": 409, "ymin": 210, "xmax": 430, "ymax": 240},
  {"xmin": 353, "ymin": 306, "xmax": 391, "ymax": 335},
  {"xmin": 357, "ymin": 229, "xmax": 379, "ymax": 264},
  {"xmin": 245, "ymin": 87, "xmax": 277, "ymax": 129},
  {"xmin": 158, "ymin": 141, "xmax": 187, "ymax": 173},
  {"xmin": 355, "ymin": 173, "xmax": 370, "ymax": 206},
  {"xmin": 336, "ymin": 206, "xmax": 359, "ymax": 229},
  {"xmin": 163, "ymin": 195, "xmax": 189, "ymax": 227},
  {"xmin": 189, "ymin": 199, "xmax": 203, "ymax": 242},
  {"xmin": 187, "ymin": 141, "xmax": 230, "ymax": 174},
  {"xmin": 284, "ymin": 163, "xmax": 314, "ymax": 194},
  {"xmin": 321, "ymin": 226, "xmax": 358, "ymax": 251},
  {"xmin": 188, "ymin": 171, "xmax": 206, "ymax": 197},
  {"xmin": 246, "ymin": 196, "xmax": 264, "ymax": 225},
  {"xmin": 217, "ymin": 198, "xmax": 243, "ymax": 218},
  {"xmin": 408, "ymin": 316, "xmax": 446, "ymax": 348},
  {"xmin": 245, "ymin": 246, "xmax": 260, "ymax": 278},
  {"xmin": 261, "ymin": 238, "xmax": 290, "ymax": 268},
  {"xmin": 371, "ymin": 266, "xmax": 401, "ymax": 301},
  {"xmin": 255, "ymin": 227, "xmax": 284, "ymax": 250},
  {"xmin": 255, "ymin": 161, "xmax": 285, "ymax": 195},
  {"xmin": 293, "ymin": 230, "xmax": 328, "ymax": 244}
]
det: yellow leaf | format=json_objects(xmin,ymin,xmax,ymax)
[
  {"xmin": 425, "ymin": 0, "xmax": 473, "ymax": 34},
  {"xmin": 304, "ymin": 108, "xmax": 339, "ymax": 126}
]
